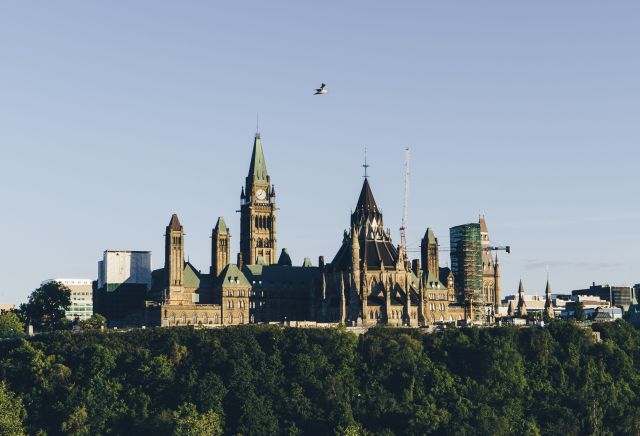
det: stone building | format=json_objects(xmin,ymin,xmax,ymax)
[{"xmin": 135, "ymin": 132, "xmax": 489, "ymax": 327}]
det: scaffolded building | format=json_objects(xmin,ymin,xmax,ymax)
[{"xmin": 449, "ymin": 223, "xmax": 483, "ymax": 306}]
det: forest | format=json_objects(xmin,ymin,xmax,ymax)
[{"xmin": 1, "ymin": 320, "xmax": 640, "ymax": 435}]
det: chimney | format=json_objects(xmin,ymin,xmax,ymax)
[
  {"xmin": 319, "ymin": 256, "xmax": 325, "ymax": 270},
  {"xmin": 237, "ymin": 252, "xmax": 243, "ymax": 269}
]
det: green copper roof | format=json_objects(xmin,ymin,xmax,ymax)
[
  {"xmin": 214, "ymin": 216, "xmax": 228, "ymax": 234},
  {"xmin": 218, "ymin": 263, "xmax": 251, "ymax": 288},
  {"xmin": 248, "ymin": 133, "xmax": 269, "ymax": 182},
  {"xmin": 184, "ymin": 262, "xmax": 201, "ymax": 288}
]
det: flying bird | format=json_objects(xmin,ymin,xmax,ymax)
[{"xmin": 314, "ymin": 83, "xmax": 327, "ymax": 95}]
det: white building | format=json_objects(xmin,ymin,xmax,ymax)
[
  {"xmin": 98, "ymin": 250, "xmax": 152, "ymax": 290},
  {"xmin": 43, "ymin": 278, "xmax": 94, "ymax": 321},
  {"xmin": 95, "ymin": 251, "xmax": 152, "ymax": 321}
]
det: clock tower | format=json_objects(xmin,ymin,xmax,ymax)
[{"xmin": 240, "ymin": 133, "xmax": 277, "ymax": 265}]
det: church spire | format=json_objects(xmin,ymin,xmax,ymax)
[
  {"xmin": 544, "ymin": 275, "xmax": 554, "ymax": 319},
  {"xmin": 517, "ymin": 279, "xmax": 527, "ymax": 317}
]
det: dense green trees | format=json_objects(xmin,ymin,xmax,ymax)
[
  {"xmin": 0, "ymin": 312, "xmax": 24, "ymax": 339},
  {"xmin": 0, "ymin": 381, "xmax": 25, "ymax": 436},
  {"xmin": 1, "ymin": 321, "xmax": 640, "ymax": 435},
  {"xmin": 78, "ymin": 314, "xmax": 107, "ymax": 330}
]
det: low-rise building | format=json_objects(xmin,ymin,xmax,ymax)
[{"xmin": 593, "ymin": 307, "xmax": 623, "ymax": 322}]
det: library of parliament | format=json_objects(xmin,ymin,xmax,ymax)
[{"xmin": 143, "ymin": 133, "xmax": 502, "ymax": 327}]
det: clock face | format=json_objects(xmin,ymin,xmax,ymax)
[{"xmin": 256, "ymin": 188, "xmax": 267, "ymax": 200}]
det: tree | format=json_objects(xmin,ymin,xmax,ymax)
[
  {"xmin": 575, "ymin": 302, "xmax": 585, "ymax": 322},
  {"xmin": 173, "ymin": 402, "xmax": 222, "ymax": 436},
  {"xmin": 0, "ymin": 382, "xmax": 26, "ymax": 436},
  {"xmin": 79, "ymin": 314, "xmax": 107, "ymax": 330},
  {"xmin": 19, "ymin": 281, "xmax": 71, "ymax": 331},
  {"xmin": 0, "ymin": 312, "xmax": 24, "ymax": 338}
]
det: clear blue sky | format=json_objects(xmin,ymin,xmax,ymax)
[{"xmin": 1, "ymin": 1, "xmax": 639, "ymax": 305}]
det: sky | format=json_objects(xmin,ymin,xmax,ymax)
[{"xmin": 1, "ymin": 1, "xmax": 639, "ymax": 305}]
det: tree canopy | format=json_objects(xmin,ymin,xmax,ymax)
[
  {"xmin": 0, "ymin": 312, "xmax": 24, "ymax": 339},
  {"xmin": 19, "ymin": 281, "xmax": 71, "ymax": 332},
  {"xmin": 0, "ymin": 381, "xmax": 26, "ymax": 436},
  {"xmin": 0, "ymin": 321, "xmax": 639, "ymax": 435}
]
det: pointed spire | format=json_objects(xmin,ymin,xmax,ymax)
[
  {"xmin": 479, "ymin": 215, "xmax": 488, "ymax": 234},
  {"xmin": 168, "ymin": 213, "xmax": 182, "ymax": 231},
  {"xmin": 544, "ymin": 276, "xmax": 554, "ymax": 318},
  {"xmin": 248, "ymin": 133, "xmax": 269, "ymax": 182},
  {"xmin": 277, "ymin": 248, "xmax": 292, "ymax": 266},
  {"xmin": 354, "ymin": 178, "xmax": 381, "ymax": 222},
  {"xmin": 517, "ymin": 279, "xmax": 527, "ymax": 316},
  {"xmin": 214, "ymin": 217, "xmax": 228, "ymax": 234},
  {"xmin": 423, "ymin": 227, "xmax": 437, "ymax": 243}
]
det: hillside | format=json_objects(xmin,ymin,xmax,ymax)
[{"xmin": 1, "ymin": 321, "xmax": 640, "ymax": 435}]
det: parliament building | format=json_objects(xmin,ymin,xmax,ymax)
[{"xmin": 140, "ymin": 133, "xmax": 501, "ymax": 327}]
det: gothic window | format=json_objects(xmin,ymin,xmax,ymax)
[
  {"xmin": 369, "ymin": 311, "xmax": 373, "ymax": 319},
  {"xmin": 227, "ymin": 314, "xmax": 232, "ymax": 324},
  {"xmin": 240, "ymin": 314, "xmax": 244, "ymax": 323}
]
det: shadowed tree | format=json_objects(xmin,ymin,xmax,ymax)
[{"xmin": 19, "ymin": 281, "xmax": 71, "ymax": 331}]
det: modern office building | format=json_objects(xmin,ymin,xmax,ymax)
[{"xmin": 42, "ymin": 278, "xmax": 94, "ymax": 321}]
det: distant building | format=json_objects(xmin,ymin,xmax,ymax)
[
  {"xmin": 0, "ymin": 304, "xmax": 16, "ymax": 314},
  {"xmin": 42, "ymin": 278, "xmax": 93, "ymax": 321},
  {"xmin": 593, "ymin": 307, "xmax": 623, "ymax": 322},
  {"xmin": 95, "ymin": 250, "xmax": 152, "ymax": 322},
  {"xmin": 571, "ymin": 283, "xmax": 637, "ymax": 311}
]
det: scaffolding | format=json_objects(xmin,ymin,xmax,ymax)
[{"xmin": 449, "ymin": 223, "xmax": 483, "ymax": 306}]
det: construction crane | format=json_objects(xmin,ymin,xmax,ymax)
[
  {"xmin": 399, "ymin": 148, "xmax": 410, "ymax": 260},
  {"xmin": 485, "ymin": 245, "xmax": 511, "ymax": 254},
  {"xmin": 407, "ymin": 245, "xmax": 511, "ymax": 253}
]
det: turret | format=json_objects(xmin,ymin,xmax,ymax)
[
  {"xmin": 517, "ymin": 279, "xmax": 527, "ymax": 317},
  {"xmin": 421, "ymin": 228, "xmax": 439, "ymax": 282},
  {"xmin": 211, "ymin": 217, "xmax": 230, "ymax": 277},
  {"xmin": 165, "ymin": 213, "xmax": 185, "ymax": 303}
]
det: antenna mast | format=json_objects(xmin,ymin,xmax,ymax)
[{"xmin": 400, "ymin": 147, "xmax": 410, "ymax": 260}]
